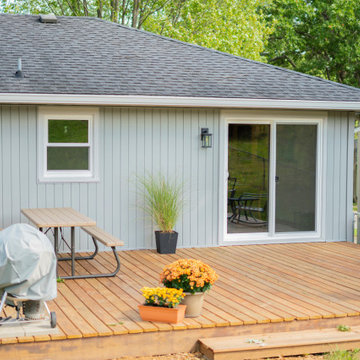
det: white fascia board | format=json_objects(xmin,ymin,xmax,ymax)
[{"xmin": 1, "ymin": 93, "xmax": 360, "ymax": 111}]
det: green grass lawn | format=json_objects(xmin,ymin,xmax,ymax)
[
  {"xmin": 228, "ymin": 137, "xmax": 269, "ymax": 195},
  {"xmin": 325, "ymin": 349, "xmax": 360, "ymax": 360},
  {"xmin": 228, "ymin": 127, "xmax": 269, "ymax": 221}
]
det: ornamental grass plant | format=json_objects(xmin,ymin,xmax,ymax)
[
  {"xmin": 141, "ymin": 287, "xmax": 185, "ymax": 308},
  {"xmin": 140, "ymin": 174, "xmax": 183, "ymax": 233},
  {"xmin": 160, "ymin": 259, "xmax": 218, "ymax": 294}
]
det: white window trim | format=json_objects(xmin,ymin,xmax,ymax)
[
  {"xmin": 38, "ymin": 106, "xmax": 99, "ymax": 183},
  {"xmin": 218, "ymin": 109, "xmax": 327, "ymax": 245}
]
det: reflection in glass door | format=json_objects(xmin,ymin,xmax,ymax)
[
  {"xmin": 275, "ymin": 125, "xmax": 317, "ymax": 232},
  {"xmin": 227, "ymin": 124, "xmax": 270, "ymax": 234},
  {"xmin": 226, "ymin": 122, "xmax": 318, "ymax": 238}
]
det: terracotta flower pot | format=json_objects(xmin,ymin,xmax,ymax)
[
  {"xmin": 181, "ymin": 292, "xmax": 205, "ymax": 317},
  {"xmin": 138, "ymin": 304, "xmax": 186, "ymax": 324}
]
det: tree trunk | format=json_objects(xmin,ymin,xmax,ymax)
[
  {"xmin": 338, "ymin": 70, "xmax": 345, "ymax": 83},
  {"xmin": 121, "ymin": 0, "xmax": 126, "ymax": 24},
  {"xmin": 73, "ymin": 0, "xmax": 81, "ymax": 15},
  {"xmin": 132, "ymin": 0, "xmax": 140, "ymax": 28},
  {"xmin": 83, "ymin": 0, "xmax": 89, "ymax": 16},
  {"xmin": 111, "ymin": 0, "xmax": 119, "ymax": 22},
  {"xmin": 111, "ymin": 0, "xmax": 115, "ymax": 21},
  {"xmin": 97, "ymin": 0, "xmax": 103, "ymax": 18}
]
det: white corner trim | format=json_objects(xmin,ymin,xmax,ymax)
[{"xmin": 1, "ymin": 93, "xmax": 360, "ymax": 111}]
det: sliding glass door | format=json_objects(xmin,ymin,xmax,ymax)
[
  {"xmin": 275, "ymin": 125, "xmax": 317, "ymax": 232},
  {"xmin": 227, "ymin": 124, "xmax": 270, "ymax": 234},
  {"xmin": 226, "ymin": 121, "xmax": 319, "ymax": 239}
]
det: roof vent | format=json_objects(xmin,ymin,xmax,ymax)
[
  {"xmin": 39, "ymin": 14, "xmax": 58, "ymax": 23},
  {"xmin": 15, "ymin": 58, "xmax": 24, "ymax": 79}
]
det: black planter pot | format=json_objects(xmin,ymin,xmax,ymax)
[{"xmin": 155, "ymin": 231, "xmax": 178, "ymax": 254}]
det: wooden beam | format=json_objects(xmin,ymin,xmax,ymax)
[{"xmin": 2, "ymin": 316, "xmax": 360, "ymax": 360}]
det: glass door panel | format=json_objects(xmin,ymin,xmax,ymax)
[
  {"xmin": 275, "ymin": 124, "xmax": 317, "ymax": 232},
  {"xmin": 227, "ymin": 124, "xmax": 270, "ymax": 234}
]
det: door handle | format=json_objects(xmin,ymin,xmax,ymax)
[{"xmin": 275, "ymin": 176, "xmax": 279, "ymax": 183}]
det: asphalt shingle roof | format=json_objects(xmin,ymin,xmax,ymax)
[{"xmin": 1, "ymin": 13, "xmax": 360, "ymax": 102}]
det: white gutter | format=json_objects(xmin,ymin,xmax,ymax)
[{"xmin": 1, "ymin": 93, "xmax": 360, "ymax": 111}]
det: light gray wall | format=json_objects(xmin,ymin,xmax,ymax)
[
  {"xmin": 0, "ymin": 105, "xmax": 354, "ymax": 250},
  {"xmin": 0, "ymin": 105, "xmax": 220, "ymax": 251},
  {"xmin": 324, "ymin": 111, "xmax": 354, "ymax": 242}
]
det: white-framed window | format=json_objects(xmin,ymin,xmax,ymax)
[{"xmin": 38, "ymin": 106, "xmax": 99, "ymax": 183}]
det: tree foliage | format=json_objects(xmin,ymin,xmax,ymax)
[
  {"xmin": 0, "ymin": 0, "xmax": 272, "ymax": 61},
  {"xmin": 144, "ymin": 0, "xmax": 273, "ymax": 61},
  {"xmin": 263, "ymin": 0, "xmax": 360, "ymax": 87},
  {"xmin": 1, "ymin": 0, "xmax": 172, "ymax": 28}
]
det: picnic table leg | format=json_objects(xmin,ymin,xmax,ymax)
[
  {"xmin": 60, "ymin": 245, "xmax": 121, "ymax": 280},
  {"xmin": 71, "ymin": 227, "xmax": 75, "ymax": 277},
  {"xmin": 54, "ymin": 228, "xmax": 59, "ymax": 254},
  {"xmin": 54, "ymin": 227, "xmax": 59, "ymax": 278}
]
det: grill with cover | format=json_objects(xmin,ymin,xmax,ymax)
[{"xmin": 0, "ymin": 224, "xmax": 57, "ymax": 328}]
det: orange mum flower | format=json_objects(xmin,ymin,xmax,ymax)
[{"xmin": 160, "ymin": 259, "xmax": 218, "ymax": 294}]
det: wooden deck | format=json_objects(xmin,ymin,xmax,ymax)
[{"xmin": 2, "ymin": 242, "xmax": 360, "ymax": 359}]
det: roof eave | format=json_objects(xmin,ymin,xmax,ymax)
[{"xmin": 0, "ymin": 93, "xmax": 360, "ymax": 111}]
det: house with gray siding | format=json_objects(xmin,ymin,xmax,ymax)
[{"xmin": 1, "ymin": 13, "xmax": 360, "ymax": 251}]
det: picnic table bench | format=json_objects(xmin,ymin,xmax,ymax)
[{"xmin": 81, "ymin": 226, "xmax": 124, "ymax": 278}]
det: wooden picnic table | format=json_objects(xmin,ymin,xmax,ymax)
[
  {"xmin": 21, "ymin": 207, "xmax": 96, "ymax": 229},
  {"xmin": 21, "ymin": 207, "xmax": 96, "ymax": 279}
]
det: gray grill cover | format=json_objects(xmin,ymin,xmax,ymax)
[{"xmin": 0, "ymin": 224, "xmax": 57, "ymax": 300}]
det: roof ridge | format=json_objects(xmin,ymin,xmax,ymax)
[{"xmin": 88, "ymin": 16, "xmax": 360, "ymax": 94}]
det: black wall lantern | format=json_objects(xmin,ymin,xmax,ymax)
[{"xmin": 201, "ymin": 128, "xmax": 212, "ymax": 148}]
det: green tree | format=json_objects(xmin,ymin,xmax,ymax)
[
  {"xmin": 263, "ymin": 0, "xmax": 360, "ymax": 87},
  {"xmin": 144, "ymin": 0, "xmax": 273, "ymax": 61},
  {"xmin": 0, "ymin": 0, "xmax": 272, "ymax": 61},
  {"xmin": 0, "ymin": 0, "xmax": 174, "ymax": 27}
]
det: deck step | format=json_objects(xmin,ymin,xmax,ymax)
[{"xmin": 199, "ymin": 326, "xmax": 360, "ymax": 360}]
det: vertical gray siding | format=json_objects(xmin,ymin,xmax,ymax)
[
  {"xmin": 0, "ymin": 106, "xmax": 354, "ymax": 249},
  {"xmin": 0, "ymin": 105, "xmax": 220, "ymax": 251},
  {"xmin": 324, "ymin": 111, "xmax": 354, "ymax": 242}
]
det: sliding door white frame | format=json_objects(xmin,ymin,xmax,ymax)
[{"xmin": 218, "ymin": 110, "xmax": 327, "ymax": 245}]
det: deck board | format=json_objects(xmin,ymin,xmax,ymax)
[
  {"xmin": 183, "ymin": 247, "xmax": 342, "ymax": 317},
  {"xmin": 2, "ymin": 242, "xmax": 360, "ymax": 347},
  {"xmin": 230, "ymin": 246, "xmax": 360, "ymax": 309},
  {"xmin": 250, "ymin": 245, "xmax": 360, "ymax": 291},
  {"xmin": 204, "ymin": 246, "xmax": 358, "ymax": 316}
]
